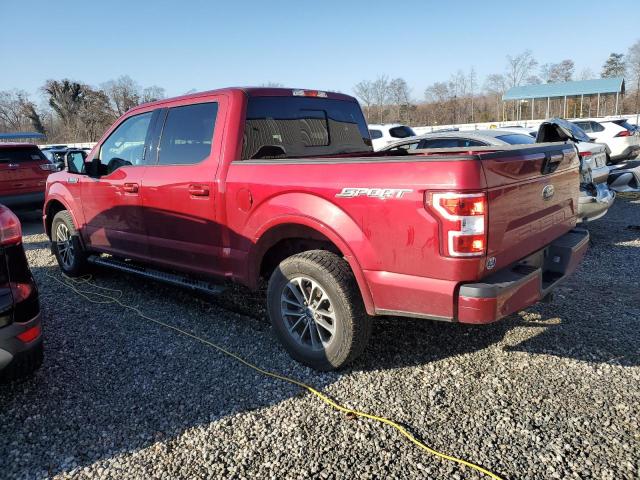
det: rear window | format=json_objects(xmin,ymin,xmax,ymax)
[
  {"xmin": 494, "ymin": 134, "xmax": 536, "ymax": 145},
  {"xmin": 242, "ymin": 96, "xmax": 372, "ymax": 160},
  {"xmin": 0, "ymin": 147, "xmax": 47, "ymax": 163},
  {"xmin": 610, "ymin": 119, "xmax": 637, "ymax": 131},
  {"xmin": 388, "ymin": 126, "xmax": 416, "ymax": 138}
]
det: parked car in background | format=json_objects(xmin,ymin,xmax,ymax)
[
  {"xmin": 368, "ymin": 123, "xmax": 416, "ymax": 150},
  {"xmin": 0, "ymin": 144, "xmax": 57, "ymax": 209},
  {"xmin": 571, "ymin": 118, "xmax": 640, "ymax": 163},
  {"xmin": 44, "ymin": 87, "xmax": 588, "ymax": 370},
  {"xmin": 384, "ymin": 128, "xmax": 538, "ymax": 149},
  {"xmin": 0, "ymin": 204, "xmax": 42, "ymax": 382},
  {"xmin": 494, "ymin": 126, "xmax": 537, "ymax": 138},
  {"xmin": 382, "ymin": 122, "xmax": 615, "ymax": 222},
  {"xmin": 42, "ymin": 147, "xmax": 71, "ymax": 165}
]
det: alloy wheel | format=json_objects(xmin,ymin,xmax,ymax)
[{"xmin": 280, "ymin": 276, "xmax": 337, "ymax": 351}]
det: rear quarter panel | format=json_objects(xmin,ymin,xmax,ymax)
[{"xmin": 223, "ymin": 157, "xmax": 489, "ymax": 283}]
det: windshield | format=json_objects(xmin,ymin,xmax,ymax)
[
  {"xmin": 495, "ymin": 134, "xmax": 536, "ymax": 145},
  {"xmin": 242, "ymin": 96, "xmax": 372, "ymax": 159}
]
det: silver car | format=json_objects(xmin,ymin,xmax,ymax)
[{"xmin": 382, "ymin": 123, "xmax": 615, "ymax": 223}]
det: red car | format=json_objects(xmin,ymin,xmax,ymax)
[
  {"xmin": 0, "ymin": 205, "xmax": 42, "ymax": 381},
  {"xmin": 0, "ymin": 143, "xmax": 57, "ymax": 209},
  {"xmin": 43, "ymin": 88, "xmax": 588, "ymax": 370}
]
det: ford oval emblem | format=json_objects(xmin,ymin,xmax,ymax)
[{"xmin": 542, "ymin": 184, "xmax": 555, "ymax": 201}]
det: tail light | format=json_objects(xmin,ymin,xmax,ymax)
[
  {"xmin": 0, "ymin": 207, "xmax": 22, "ymax": 246},
  {"xmin": 615, "ymin": 130, "xmax": 631, "ymax": 137},
  {"xmin": 292, "ymin": 89, "xmax": 328, "ymax": 98},
  {"xmin": 16, "ymin": 324, "xmax": 41, "ymax": 343},
  {"xmin": 10, "ymin": 282, "xmax": 33, "ymax": 303},
  {"xmin": 39, "ymin": 163, "xmax": 58, "ymax": 171},
  {"xmin": 426, "ymin": 192, "xmax": 487, "ymax": 257}
]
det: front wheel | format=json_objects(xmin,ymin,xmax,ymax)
[
  {"xmin": 267, "ymin": 250, "xmax": 371, "ymax": 371},
  {"xmin": 51, "ymin": 210, "xmax": 90, "ymax": 276}
]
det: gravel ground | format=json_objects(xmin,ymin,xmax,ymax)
[{"xmin": 1, "ymin": 194, "xmax": 639, "ymax": 480}]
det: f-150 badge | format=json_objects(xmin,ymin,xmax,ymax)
[{"xmin": 336, "ymin": 187, "xmax": 413, "ymax": 199}]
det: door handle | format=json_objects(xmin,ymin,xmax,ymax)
[
  {"xmin": 188, "ymin": 184, "xmax": 209, "ymax": 197},
  {"xmin": 123, "ymin": 182, "xmax": 139, "ymax": 194},
  {"xmin": 8, "ymin": 163, "xmax": 18, "ymax": 169}
]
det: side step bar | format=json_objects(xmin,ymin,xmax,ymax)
[{"xmin": 87, "ymin": 255, "xmax": 226, "ymax": 296}]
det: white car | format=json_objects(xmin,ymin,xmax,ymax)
[
  {"xmin": 572, "ymin": 118, "xmax": 640, "ymax": 163},
  {"xmin": 368, "ymin": 123, "xmax": 416, "ymax": 151}
]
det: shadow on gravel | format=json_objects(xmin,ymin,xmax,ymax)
[
  {"xmin": 504, "ymin": 200, "xmax": 640, "ymax": 367},
  {"xmin": 0, "ymin": 260, "xmax": 514, "ymax": 478}
]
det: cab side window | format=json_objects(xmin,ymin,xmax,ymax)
[
  {"xmin": 419, "ymin": 138, "xmax": 460, "ymax": 148},
  {"xmin": 157, "ymin": 102, "xmax": 218, "ymax": 165},
  {"xmin": 99, "ymin": 112, "xmax": 153, "ymax": 173}
]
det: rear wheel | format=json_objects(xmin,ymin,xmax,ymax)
[
  {"xmin": 267, "ymin": 250, "xmax": 370, "ymax": 371},
  {"xmin": 51, "ymin": 210, "xmax": 90, "ymax": 276}
]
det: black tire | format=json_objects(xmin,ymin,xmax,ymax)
[
  {"xmin": 0, "ymin": 342, "xmax": 43, "ymax": 383},
  {"xmin": 51, "ymin": 210, "xmax": 90, "ymax": 277},
  {"xmin": 267, "ymin": 250, "xmax": 371, "ymax": 371}
]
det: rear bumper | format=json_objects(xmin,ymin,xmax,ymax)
[
  {"xmin": 578, "ymin": 184, "xmax": 615, "ymax": 222},
  {"xmin": 0, "ymin": 312, "xmax": 42, "ymax": 372},
  {"xmin": 457, "ymin": 229, "xmax": 589, "ymax": 324},
  {"xmin": 0, "ymin": 191, "xmax": 45, "ymax": 209},
  {"xmin": 610, "ymin": 144, "xmax": 640, "ymax": 161}
]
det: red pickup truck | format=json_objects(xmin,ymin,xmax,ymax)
[{"xmin": 44, "ymin": 87, "xmax": 588, "ymax": 370}]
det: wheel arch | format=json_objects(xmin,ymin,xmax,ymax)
[{"xmin": 248, "ymin": 216, "xmax": 375, "ymax": 315}]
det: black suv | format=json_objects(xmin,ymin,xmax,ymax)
[{"xmin": 0, "ymin": 204, "xmax": 42, "ymax": 381}]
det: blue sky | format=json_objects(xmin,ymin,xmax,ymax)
[{"xmin": 1, "ymin": 0, "xmax": 637, "ymax": 102}]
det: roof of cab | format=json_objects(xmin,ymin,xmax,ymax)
[{"xmin": 128, "ymin": 87, "xmax": 357, "ymax": 114}]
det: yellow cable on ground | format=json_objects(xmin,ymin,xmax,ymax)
[{"xmin": 45, "ymin": 271, "xmax": 504, "ymax": 480}]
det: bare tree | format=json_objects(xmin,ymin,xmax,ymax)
[
  {"xmin": 468, "ymin": 68, "xmax": 476, "ymax": 122},
  {"xmin": 542, "ymin": 60, "xmax": 575, "ymax": 83},
  {"xmin": 505, "ymin": 50, "xmax": 538, "ymax": 87},
  {"xmin": 21, "ymin": 101, "xmax": 46, "ymax": 134},
  {"xmin": 141, "ymin": 86, "xmax": 166, "ymax": 103},
  {"xmin": 78, "ymin": 89, "xmax": 116, "ymax": 141},
  {"xmin": 101, "ymin": 75, "xmax": 141, "ymax": 116},
  {"xmin": 601, "ymin": 53, "xmax": 626, "ymax": 78},
  {"xmin": 43, "ymin": 80, "xmax": 85, "ymax": 129},
  {"xmin": 353, "ymin": 80, "xmax": 375, "ymax": 120},
  {"xmin": 0, "ymin": 90, "xmax": 28, "ymax": 130},
  {"xmin": 484, "ymin": 74, "xmax": 507, "ymax": 120},
  {"xmin": 579, "ymin": 68, "xmax": 595, "ymax": 80},
  {"xmin": 372, "ymin": 75, "xmax": 390, "ymax": 123},
  {"xmin": 627, "ymin": 40, "xmax": 640, "ymax": 125},
  {"xmin": 388, "ymin": 77, "xmax": 411, "ymax": 122}
]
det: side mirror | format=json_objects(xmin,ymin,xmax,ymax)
[{"xmin": 64, "ymin": 150, "xmax": 87, "ymax": 174}]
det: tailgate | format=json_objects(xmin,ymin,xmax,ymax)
[{"xmin": 480, "ymin": 143, "xmax": 579, "ymax": 272}]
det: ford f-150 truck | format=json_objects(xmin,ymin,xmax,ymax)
[{"xmin": 43, "ymin": 87, "xmax": 589, "ymax": 370}]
